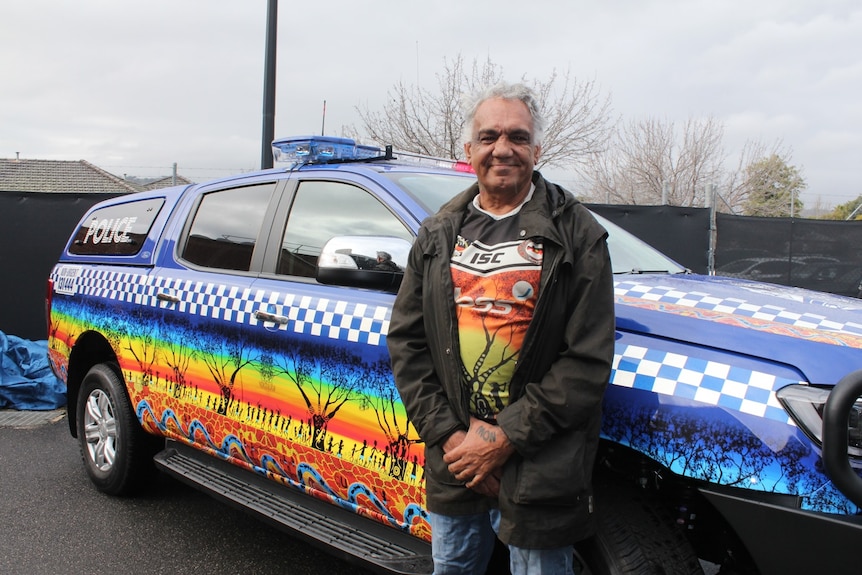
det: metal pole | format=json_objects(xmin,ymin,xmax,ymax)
[
  {"xmin": 321, "ymin": 100, "xmax": 326, "ymax": 136},
  {"xmin": 707, "ymin": 183, "xmax": 716, "ymax": 275},
  {"xmin": 260, "ymin": 0, "xmax": 278, "ymax": 170}
]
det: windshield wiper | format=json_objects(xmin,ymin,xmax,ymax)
[{"xmin": 614, "ymin": 268, "xmax": 670, "ymax": 275}]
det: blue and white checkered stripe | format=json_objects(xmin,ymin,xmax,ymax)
[
  {"xmin": 612, "ymin": 343, "xmax": 796, "ymax": 425},
  {"xmin": 272, "ymin": 294, "xmax": 390, "ymax": 344},
  {"xmin": 60, "ymin": 268, "xmax": 390, "ymax": 347},
  {"xmin": 140, "ymin": 275, "xmax": 262, "ymax": 322},
  {"xmin": 75, "ymin": 269, "xmax": 144, "ymax": 304},
  {"xmin": 615, "ymin": 280, "xmax": 862, "ymax": 337}
]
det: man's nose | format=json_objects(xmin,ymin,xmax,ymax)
[{"xmin": 492, "ymin": 136, "xmax": 514, "ymax": 156}]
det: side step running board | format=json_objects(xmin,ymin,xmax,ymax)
[{"xmin": 154, "ymin": 441, "xmax": 432, "ymax": 575}]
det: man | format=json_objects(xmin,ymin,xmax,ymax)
[
  {"xmin": 374, "ymin": 251, "xmax": 400, "ymax": 272},
  {"xmin": 387, "ymin": 82, "xmax": 615, "ymax": 575}
]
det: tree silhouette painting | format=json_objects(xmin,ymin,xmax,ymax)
[
  {"xmin": 603, "ymin": 400, "xmax": 777, "ymax": 487},
  {"xmin": 360, "ymin": 357, "xmax": 422, "ymax": 480},
  {"xmin": 260, "ymin": 339, "xmax": 367, "ymax": 451},
  {"xmin": 192, "ymin": 323, "xmax": 257, "ymax": 415},
  {"xmin": 117, "ymin": 309, "xmax": 159, "ymax": 386},
  {"xmin": 601, "ymin": 393, "xmax": 859, "ymax": 513},
  {"xmin": 158, "ymin": 314, "xmax": 197, "ymax": 399}
]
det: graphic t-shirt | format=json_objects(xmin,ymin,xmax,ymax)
[{"xmin": 451, "ymin": 195, "xmax": 542, "ymax": 420}]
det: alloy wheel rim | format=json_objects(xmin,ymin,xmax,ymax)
[{"xmin": 83, "ymin": 389, "xmax": 117, "ymax": 472}]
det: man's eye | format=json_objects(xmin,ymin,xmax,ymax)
[
  {"xmin": 479, "ymin": 136, "xmax": 497, "ymax": 144},
  {"xmin": 510, "ymin": 134, "xmax": 531, "ymax": 145}
]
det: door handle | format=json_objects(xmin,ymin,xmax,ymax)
[
  {"xmin": 254, "ymin": 310, "xmax": 289, "ymax": 324},
  {"xmin": 156, "ymin": 291, "xmax": 181, "ymax": 304}
]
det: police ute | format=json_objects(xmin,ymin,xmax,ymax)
[{"xmin": 46, "ymin": 135, "xmax": 862, "ymax": 574}]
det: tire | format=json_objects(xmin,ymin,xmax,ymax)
[
  {"xmin": 576, "ymin": 480, "xmax": 704, "ymax": 575},
  {"xmin": 76, "ymin": 363, "xmax": 161, "ymax": 496}
]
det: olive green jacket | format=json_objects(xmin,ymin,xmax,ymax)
[{"xmin": 387, "ymin": 172, "xmax": 615, "ymax": 548}]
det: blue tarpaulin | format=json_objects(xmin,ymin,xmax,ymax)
[{"xmin": 0, "ymin": 331, "xmax": 66, "ymax": 410}]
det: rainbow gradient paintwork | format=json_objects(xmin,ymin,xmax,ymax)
[
  {"xmin": 50, "ymin": 262, "xmax": 862, "ymax": 531},
  {"xmin": 48, "ymin": 269, "xmax": 431, "ymax": 540}
]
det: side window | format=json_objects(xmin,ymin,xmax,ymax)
[
  {"xmin": 70, "ymin": 198, "xmax": 165, "ymax": 256},
  {"xmin": 182, "ymin": 183, "xmax": 275, "ymax": 271},
  {"xmin": 278, "ymin": 180, "xmax": 411, "ymax": 278}
]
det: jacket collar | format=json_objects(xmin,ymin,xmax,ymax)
[{"xmin": 431, "ymin": 171, "xmax": 578, "ymax": 247}]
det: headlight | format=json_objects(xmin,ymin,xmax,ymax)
[{"xmin": 777, "ymin": 384, "xmax": 862, "ymax": 458}]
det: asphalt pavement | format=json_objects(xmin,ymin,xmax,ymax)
[{"xmin": 0, "ymin": 411, "xmax": 374, "ymax": 575}]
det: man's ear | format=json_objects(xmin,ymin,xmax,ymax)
[
  {"xmin": 464, "ymin": 141, "xmax": 473, "ymax": 162},
  {"xmin": 533, "ymin": 144, "xmax": 542, "ymax": 164}
]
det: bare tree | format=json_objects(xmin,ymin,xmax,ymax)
[
  {"xmin": 585, "ymin": 116, "xmax": 803, "ymax": 214},
  {"xmin": 355, "ymin": 54, "xmax": 614, "ymax": 171},
  {"xmin": 585, "ymin": 116, "xmax": 726, "ymax": 206}
]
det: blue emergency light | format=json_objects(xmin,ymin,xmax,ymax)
[
  {"xmin": 272, "ymin": 135, "xmax": 381, "ymax": 165},
  {"xmin": 271, "ymin": 135, "xmax": 475, "ymax": 173}
]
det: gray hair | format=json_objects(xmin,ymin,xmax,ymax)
[{"xmin": 461, "ymin": 82, "xmax": 546, "ymax": 147}]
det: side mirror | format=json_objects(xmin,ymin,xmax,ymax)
[{"xmin": 316, "ymin": 235, "xmax": 412, "ymax": 292}]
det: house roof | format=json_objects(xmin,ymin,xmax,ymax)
[
  {"xmin": 1, "ymin": 158, "xmax": 147, "ymax": 194},
  {"xmin": 139, "ymin": 175, "xmax": 193, "ymax": 191}
]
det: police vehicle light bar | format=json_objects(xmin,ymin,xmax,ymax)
[
  {"xmin": 271, "ymin": 135, "xmax": 474, "ymax": 173},
  {"xmin": 272, "ymin": 135, "xmax": 381, "ymax": 165}
]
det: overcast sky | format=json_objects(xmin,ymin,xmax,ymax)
[{"xmin": 3, "ymin": 1, "xmax": 860, "ymax": 209}]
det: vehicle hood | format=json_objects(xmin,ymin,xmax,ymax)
[{"xmin": 614, "ymin": 273, "xmax": 862, "ymax": 385}]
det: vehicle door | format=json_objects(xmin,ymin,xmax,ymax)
[
  {"xmin": 248, "ymin": 173, "xmax": 426, "ymax": 536},
  {"xmin": 145, "ymin": 177, "xmax": 283, "ymax": 455}
]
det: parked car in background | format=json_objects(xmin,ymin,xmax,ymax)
[
  {"xmin": 46, "ymin": 136, "xmax": 862, "ymax": 575},
  {"xmin": 717, "ymin": 256, "xmax": 839, "ymax": 285},
  {"xmin": 791, "ymin": 262, "xmax": 862, "ymax": 298}
]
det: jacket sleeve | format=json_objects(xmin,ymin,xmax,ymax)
[
  {"xmin": 386, "ymin": 227, "xmax": 465, "ymax": 448},
  {"xmin": 496, "ymin": 215, "xmax": 615, "ymax": 454}
]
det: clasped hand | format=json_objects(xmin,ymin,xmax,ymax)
[{"xmin": 442, "ymin": 417, "xmax": 515, "ymax": 497}]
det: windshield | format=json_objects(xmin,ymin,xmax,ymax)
[
  {"xmin": 384, "ymin": 171, "xmax": 685, "ymax": 276},
  {"xmin": 383, "ymin": 172, "xmax": 475, "ymax": 214},
  {"xmin": 590, "ymin": 212, "xmax": 685, "ymax": 274}
]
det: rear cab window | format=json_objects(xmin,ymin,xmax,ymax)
[
  {"xmin": 69, "ymin": 198, "xmax": 165, "ymax": 257},
  {"xmin": 179, "ymin": 182, "xmax": 277, "ymax": 272}
]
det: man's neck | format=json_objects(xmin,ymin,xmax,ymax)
[
  {"xmin": 474, "ymin": 183, "xmax": 535, "ymax": 219},
  {"xmin": 476, "ymin": 184, "xmax": 532, "ymax": 216}
]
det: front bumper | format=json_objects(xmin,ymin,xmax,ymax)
[
  {"xmin": 822, "ymin": 369, "xmax": 862, "ymax": 508},
  {"xmin": 701, "ymin": 486, "xmax": 862, "ymax": 574}
]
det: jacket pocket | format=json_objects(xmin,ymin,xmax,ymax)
[{"xmin": 506, "ymin": 429, "xmax": 588, "ymax": 506}]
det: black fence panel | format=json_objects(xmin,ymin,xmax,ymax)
[
  {"xmin": 788, "ymin": 219, "xmax": 862, "ymax": 297},
  {"xmin": 0, "ymin": 192, "xmax": 114, "ymax": 341},
  {"xmin": 715, "ymin": 213, "xmax": 862, "ymax": 298},
  {"xmin": 3, "ymin": 193, "xmax": 860, "ymax": 342},
  {"xmin": 714, "ymin": 214, "xmax": 793, "ymax": 284},
  {"xmin": 587, "ymin": 204, "xmax": 711, "ymax": 274}
]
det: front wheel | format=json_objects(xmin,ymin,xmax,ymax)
[
  {"xmin": 76, "ymin": 363, "xmax": 161, "ymax": 495},
  {"xmin": 576, "ymin": 479, "xmax": 704, "ymax": 575}
]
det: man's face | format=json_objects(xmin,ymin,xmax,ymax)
[{"xmin": 464, "ymin": 98, "xmax": 541, "ymax": 196}]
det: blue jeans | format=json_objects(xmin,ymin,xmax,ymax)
[{"xmin": 429, "ymin": 509, "xmax": 576, "ymax": 575}]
